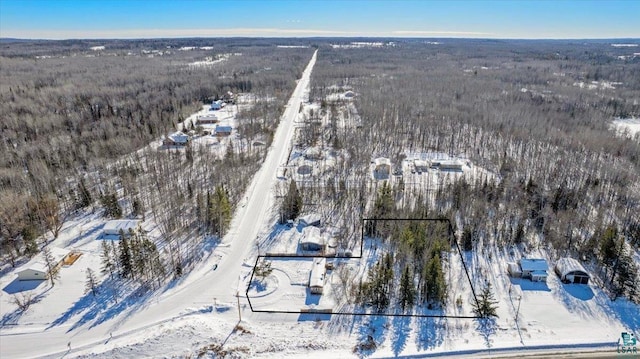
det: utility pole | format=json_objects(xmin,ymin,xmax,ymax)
[{"xmin": 236, "ymin": 291, "xmax": 242, "ymax": 322}]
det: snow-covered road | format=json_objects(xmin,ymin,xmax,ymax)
[{"xmin": 0, "ymin": 50, "xmax": 317, "ymax": 359}]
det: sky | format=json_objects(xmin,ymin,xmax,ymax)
[{"xmin": 0, "ymin": 0, "xmax": 638, "ymax": 40}]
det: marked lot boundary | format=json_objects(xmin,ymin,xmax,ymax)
[{"xmin": 245, "ymin": 218, "xmax": 482, "ymax": 319}]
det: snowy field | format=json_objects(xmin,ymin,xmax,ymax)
[{"xmin": 611, "ymin": 118, "xmax": 640, "ymax": 139}]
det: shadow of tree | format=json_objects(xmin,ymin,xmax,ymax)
[
  {"xmin": 391, "ymin": 315, "xmax": 411, "ymax": 356},
  {"xmin": 475, "ymin": 317, "xmax": 497, "ymax": 350},
  {"xmin": 416, "ymin": 317, "xmax": 446, "ymax": 351},
  {"xmin": 354, "ymin": 315, "xmax": 388, "ymax": 358}
]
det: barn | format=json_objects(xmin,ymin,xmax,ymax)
[
  {"xmin": 555, "ymin": 258, "xmax": 590, "ymax": 284},
  {"xmin": 309, "ymin": 258, "xmax": 327, "ymax": 294}
]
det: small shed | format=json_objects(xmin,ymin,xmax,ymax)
[
  {"xmin": 373, "ymin": 157, "xmax": 391, "ymax": 179},
  {"xmin": 555, "ymin": 258, "xmax": 590, "ymax": 284},
  {"xmin": 299, "ymin": 214, "xmax": 321, "ymax": 227},
  {"xmin": 163, "ymin": 131, "xmax": 189, "ymax": 146},
  {"xmin": 507, "ymin": 262, "xmax": 522, "ymax": 278},
  {"xmin": 215, "ymin": 125, "xmax": 232, "ymax": 137},
  {"xmin": 519, "ymin": 258, "xmax": 548, "ymax": 282},
  {"xmin": 103, "ymin": 220, "xmax": 140, "ymax": 239},
  {"xmin": 300, "ymin": 226, "xmax": 325, "ymax": 252},
  {"xmin": 309, "ymin": 258, "xmax": 327, "ymax": 294}
]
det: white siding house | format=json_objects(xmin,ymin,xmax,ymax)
[
  {"xmin": 309, "ymin": 258, "xmax": 327, "ymax": 294},
  {"xmin": 102, "ymin": 220, "xmax": 140, "ymax": 239},
  {"xmin": 518, "ymin": 258, "xmax": 549, "ymax": 282}
]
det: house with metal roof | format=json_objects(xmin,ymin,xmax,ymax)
[
  {"xmin": 309, "ymin": 258, "xmax": 327, "ymax": 294},
  {"xmin": 518, "ymin": 258, "xmax": 549, "ymax": 282}
]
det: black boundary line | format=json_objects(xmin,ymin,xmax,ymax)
[{"xmin": 245, "ymin": 218, "xmax": 481, "ymax": 319}]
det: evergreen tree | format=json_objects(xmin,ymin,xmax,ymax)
[
  {"xmin": 472, "ymin": 282, "xmax": 499, "ymax": 318},
  {"xmin": 209, "ymin": 185, "xmax": 232, "ymax": 236},
  {"xmin": 22, "ymin": 225, "xmax": 39, "ymax": 256},
  {"xmin": 118, "ymin": 230, "xmax": 132, "ymax": 278},
  {"xmin": 280, "ymin": 180, "xmax": 303, "ymax": 224},
  {"xmin": 399, "ymin": 265, "xmax": 415, "ymax": 311},
  {"xmin": 101, "ymin": 240, "xmax": 115, "ymax": 278},
  {"xmin": 101, "ymin": 193, "xmax": 122, "ymax": 218},
  {"xmin": 85, "ymin": 268, "xmax": 99, "ymax": 297},
  {"xmin": 42, "ymin": 246, "xmax": 60, "ymax": 287},
  {"xmin": 77, "ymin": 178, "xmax": 92, "ymax": 209},
  {"xmin": 423, "ymin": 253, "xmax": 447, "ymax": 305},
  {"xmin": 599, "ymin": 224, "xmax": 619, "ymax": 267}
]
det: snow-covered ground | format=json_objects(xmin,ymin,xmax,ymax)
[
  {"xmin": 611, "ymin": 118, "xmax": 640, "ymax": 139},
  {"xmin": 2, "ymin": 49, "xmax": 639, "ymax": 359}
]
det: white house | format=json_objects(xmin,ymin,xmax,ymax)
[
  {"xmin": 555, "ymin": 258, "xmax": 590, "ymax": 284},
  {"xmin": 102, "ymin": 219, "xmax": 140, "ymax": 239},
  {"xmin": 309, "ymin": 258, "xmax": 327, "ymax": 294},
  {"xmin": 163, "ymin": 131, "xmax": 189, "ymax": 146},
  {"xmin": 518, "ymin": 258, "xmax": 549, "ymax": 282},
  {"xmin": 300, "ymin": 226, "xmax": 325, "ymax": 252}
]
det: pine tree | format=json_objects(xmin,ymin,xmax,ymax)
[
  {"xmin": 77, "ymin": 178, "xmax": 92, "ymax": 209},
  {"xmin": 280, "ymin": 180, "xmax": 303, "ymax": 223},
  {"xmin": 85, "ymin": 268, "xmax": 99, "ymax": 297},
  {"xmin": 599, "ymin": 224, "xmax": 619, "ymax": 267},
  {"xmin": 472, "ymin": 282, "xmax": 499, "ymax": 318},
  {"xmin": 42, "ymin": 247, "xmax": 60, "ymax": 287},
  {"xmin": 101, "ymin": 240, "xmax": 115, "ymax": 278},
  {"xmin": 118, "ymin": 230, "xmax": 132, "ymax": 278},
  {"xmin": 101, "ymin": 193, "xmax": 122, "ymax": 218},
  {"xmin": 423, "ymin": 253, "xmax": 447, "ymax": 305},
  {"xmin": 210, "ymin": 185, "xmax": 232, "ymax": 236},
  {"xmin": 399, "ymin": 265, "xmax": 415, "ymax": 311}
]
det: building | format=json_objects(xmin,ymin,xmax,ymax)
[
  {"xmin": 303, "ymin": 147, "xmax": 323, "ymax": 160},
  {"xmin": 344, "ymin": 90, "xmax": 355, "ymax": 98},
  {"xmin": 163, "ymin": 131, "xmax": 189, "ymax": 146},
  {"xmin": 222, "ymin": 91, "xmax": 236, "ymax": 104},
  {"xmin": 215, "ymin": 125, "xmax": 232, "ymax": 137},
  {"xmin": 17, "ymin": 247, "xmax": 68, "ymax": 281},
  {"xmin": 507, "ymin": 262, "xmax": 522, "ymax": 277},
  {"xmin": 555, "ymin": 258, "xmax": 590, "ymax": 284},
  {"xmin": 102, "ymin": 219, "xmax": 140, "ymax": 239},
  {"xmin": 439, "ymin": 160, "xmax": 464, "ymax": 171},
  {"xmin": 414, "ymin": 159, "xmax": 430, "ymax": 173},
  {"xmin": 309, "ymin": 258, "xmax": 327, "ymax": 294},
  {"xmin": 210, "ymin": 100, "xmax": 224, "ymax": 111},
  {"xmin": 373, "ymin": 157, "xmax": 391, "ymax": 179},
  {"xmin": 299, "ymin": 213, "xmax": 321, "ymax": 227},
  {"xmin": 300, "ymin": 226, "xmax": 325, "ymax": 252},
  {"xmin": 518, "ymin": 258, "xmax": 549, "ymax": 282},
  {"xmin": 197, "ymin": 114, "xmax": 218, "ymax": 125}
]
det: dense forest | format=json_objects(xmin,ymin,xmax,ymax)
[
  {"xmin": 0, "ymin": 38, "xmax": 314, "ymax": 275},
  {"xmin": 305, "ymin": 39, "xmax": 640, "ymax": 303}
]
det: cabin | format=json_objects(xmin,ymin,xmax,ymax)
[
  {"xmin": 414, "ymin": 159, "xmax": 430, "ymax": 173},
  {"xmin": 17, "ymin": 247, "xmax": 68, "ymax": 281},
  {"xmin": 215, "ymin": 125, "xmax": 232, "ymax": 137},
  {"xmin": 309, "ymin": 258, "xmax": 327, "ymax": 294},
  {"xmin": 197, "ymin": 114, "xmax": 219, "ymax": 125},
  {"xmin": 373, "ymin": 157, "xmax": 391, "ymax": 179},
  {"xmin": 555, "ymin": 258, "xmax": 590, "ymax": 284},
  {"xmin": 163, "ymin": 131, "xmax": 189, "ymax": 146},
  {"xmin": 299, "ymin": 213, "xmax": 321, "ymax": 227},
  {"xmin": 210, "ymin": 100, "xmax": 224, "ymax": 111},
  {"xmin": 102, "ymin": 219, "xmax": 140, "ymax": 239},
  {"xmin": 518, "ymin": 258, "xmax": 548, "ymax": 282},
  {"xmin": 300, "ymin": 226, "xmax": 325, "ymax": 252}
]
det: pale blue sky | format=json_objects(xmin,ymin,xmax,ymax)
[{"xmin": 0, "ymin": 0, "xmax": 638, "ymax": 39}]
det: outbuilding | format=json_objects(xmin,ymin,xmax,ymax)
[
  {"xmin": 215, "ymin": 125, "xmax": 232, "ymax": 137},
  {"xmin": 300, "ymin": 226, "xmax": 325, "ymax": 252},
  {"xmin": 414, "ymin": 159, "xmax": 430, "ymax": 173},
  {"xmin": 555, "ymin": 258, "xmax": 590, "ymax": 284},
  {"xmin": 299, "ymin": 214, "xmax": 321, "ymax": 227},
  {"xmin": 309, "ymin": 258, "xmax": 327, "ymax": 294},
  {"xmin": 17, "ymin": 265, "xmax": 48, "ymax": 281},
  {"xmin": 102, "ymin": 220, "xmax": 140, "ymax": 239},
  {"xmin": 507, "ymin": 262, "xmax": 522, "ymax": 278},
  {"xmin": 197, "ymin": 114, "xmax": 219, "ymax": 125},
  {"xmin": 17, "ymin": 247, "xmax": 69, "ymax": 281},
  {"xmin": 210, "ymin": 100, "xmax": 224, "ymax": 111},
  {"xmin": 439, "ymin": 160, "xmax": 464, "ymax": 171}
]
